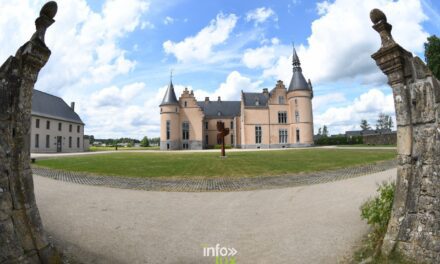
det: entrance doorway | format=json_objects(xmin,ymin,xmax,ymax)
[{"xmin": 56, "ymin": 136, "xmax": 62, "ymax": 153}]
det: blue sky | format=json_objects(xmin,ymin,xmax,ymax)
[{"xmin": 0, "ymin": 0, "xmax": 439, "ymax": 139}]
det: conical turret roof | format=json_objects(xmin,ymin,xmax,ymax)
[
  {"xmin": 160, "ymin": 80, "xmax": 179, "ymax": 106},
  {"xmin": 288, "ymin": 46, "xmax": 310, "ymax": 92}
]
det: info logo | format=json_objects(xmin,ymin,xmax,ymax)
[{"xmin": 202, "ymin": 243, "xmax": 238, "ymax": 263}]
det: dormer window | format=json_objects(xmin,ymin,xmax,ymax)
[
  {"xmin": 255, "ymin": 99, "xmax": 260, "ymax": 106},
  {"xmin": 217, "ymin": 111, "xmax": 221, "ymax": 116}
]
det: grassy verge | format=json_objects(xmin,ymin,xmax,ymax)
[
  {"xmin": 89, "ymin": 146, "xmax": 160, "ymax": 151},
  {"xmin": 352, "ymin": 181, "xmax": 416, "ymax": 264},
  {"xmin": 34, "ymin": 148, "xmax": 396, "ymax": 178},
  {"xmin": 335, "ymin": 144, "xmax": 396, "ymax": 148}
]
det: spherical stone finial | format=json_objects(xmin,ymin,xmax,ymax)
[
  {"xmin": 370, "ymin": 8, "xmax": 386, "ymax": 24},
  {"xmin": 40, "ymin": 1, "xmax": 58, "ymax": 19}
]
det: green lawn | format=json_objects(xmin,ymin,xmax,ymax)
[
  {"xmin": 89, "ymin": 146, "xmax": 160, "ymax": 151},
  {"xmin": 34, "ymin": 149, "xmax": 396, "ymax": 179}
]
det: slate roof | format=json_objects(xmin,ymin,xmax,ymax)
[
  {"xmin": 288, "ymin": 47, "xmax": 311, "ymax": 92},
  {"xmin": 242, "ymin": 92, "xmax": 269, "ymax": 108},
  {"xmin": 160, "ymin": 81, "xmax": 179, "ymax": 106},
  {"xmin": 197, "ymin": 101, "xmax": 241, "ymax": 118},
  {"xmin": 32, "ymin": 90, "xmax": 84, "ymax": 124}
]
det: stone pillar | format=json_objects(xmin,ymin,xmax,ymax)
[
  {"xmin": 370, "ymin": 9, "xmax": 440, "ymax": 263},
  {"xmin": 0, "ymin": 2, "xmax": 61, "ymax": 263}
]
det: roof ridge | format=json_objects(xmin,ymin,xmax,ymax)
[{"xmin": 34, "ymin": 89, "xmax": 64, "ymax": 101}]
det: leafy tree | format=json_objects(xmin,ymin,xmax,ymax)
[
  {"xmin": 425, "ymin": 35, "xmax": 440, "ymax": 80},
  {"xmin": 376, "ymin": 113, "xmax": 393, "ymax": 130},
  {"xmin": 322, "ymin": 125, "xmax": 329, "ymax": 137},
  {"xmin": 140, "ymin": 136, "xmax": 150, "ymax": 147},
  {"xmin": 317, "ymin": 127, "xmax": 322, "ymax": 136},
  {"xmin": 360, "ymin": 119, "xmax": 371, "ymax": 131}
]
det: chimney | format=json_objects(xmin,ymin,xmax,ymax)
[
  {"xmin": 218, "ymin": 96, "xmax": 221, "ymax": 102},
  {"xmin": 71, "ymin": 102, "xmax": 75, "ymax": 111},
  {"xmin": 262, "ymin": 88, "xmax": 269, "ymax": 95},
  {"xmin": 205, "ymin": 97, "xmax": 210, "ymax": 103}
]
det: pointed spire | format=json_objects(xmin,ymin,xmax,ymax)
[
  {"xmin": 288, "ymin": 44, "xmax": 309, "ymax": 92},
  {"xmin": 160, "ymin": 71, "xmax": 179, "ymax": 106},
  {"xmin": 292, "ymin": 43, "xmax": 301, "ymax": 70}
]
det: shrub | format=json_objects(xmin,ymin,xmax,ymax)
[
  {"xmin": 315, "ymin": 135, "xmax": 363, "ymax": 145},
  {"xmin": 213, "ymin": 144, "xmax": 232, "ymax": 149},
  {"xmin": 359, "ymin": 181, "xmax": 395, "ymax": 256}
]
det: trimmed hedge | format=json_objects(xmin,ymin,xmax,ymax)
[{"xmin": 315, "ymin": 135, "xmax": 363, "ymax": 145}]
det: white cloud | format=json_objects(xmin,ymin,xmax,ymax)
[
  {"xmin": 0, "ymin": 0, "xmax": 149, "ymax": 95},
  {"xmin": 312, "ymin": 92, "xmax": 346, "ymax": 111},
  {"xmin": 163, "ymin": 16, "xmax": 174, "ymax": 25},
  {"xmin": 314, "ymin": 88, "xmax": 395, "ymax": 134},
  {"xmin": 211, "ymin": 71, "xmax": 262, "ymax": 100},
  {"xmin": 246, "ymin": 7, "xmax": 277, "ymax": 25},
  {"xmin": 90, "ymin": 82, "xmax": 146, "ymax": 107},
  {"xmin": 163, "ymin": 13, "xmax": 238, "ymax": 62},
  {"xmin": 258, "ymin": 0, "xmax": 429, "ymax": 85}
]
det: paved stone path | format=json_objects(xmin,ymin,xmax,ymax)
[
  {"xmin": 33, "ymin": 159, "xmax": 396, "ymax": 192},
  {"xmin": 34, "ymin": 168, "xmax": 397, "ymax": 264}
]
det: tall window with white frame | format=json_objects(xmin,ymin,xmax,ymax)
[
  {"xmin": 69, "ymin": 136, "xmax": 72, "ymax": 148},
  {"xmin": 278, "ymin": 111, "xmax": 287, "ymax": 124},
  {"xmin": 296, "ymin": 128, "xmax": 300, "ymax": 143},
  {"xmin": 182, "ymin": 122, "xmax": 189, "ymax": 149},
  {"xmin": 295, "ymin": 111, "xmax": 300, "ymax": 123},
  {"xmin": 46, "ymin": 135, "xmax": 50, "ymax": 148},
  {"xmin": 279, "ymin": 129, "xmax": 288, "ymax": 144},
  {"xmin": 255, "ymin": 125, "xmax": 262, "ymax": 144},
  {"xmin": 35, "ymin": 134, "xmax": 39, "ymax": 148},
  {"xmin": 77, "ymin": 137, "xmax": 80, "ymax": 148},
  {"xmin": 231, "ymin": 134, "xmax": 234, "ymax": 145},
  {"xmin": 166, "ymin": 120, "xmax": 171, "ymax": 140}
]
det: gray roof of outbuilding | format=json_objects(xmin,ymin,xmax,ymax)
[
  {"xmin": 242, "ymin": 92, "xmax": 269, "ymax": 107},
  {"xmin": 160, "ymin": 81, "xmax": 179, "ymax": 106},
  {"xmin": 197, "ymin": 101, "xmax": 241, "ymax": 117},
  {"xmin": 32, "ymin": 90, "xmax": 84, "ymax": 124}
]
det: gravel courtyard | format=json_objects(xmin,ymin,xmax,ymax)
[{"xmin": 34, "ymin": 168, "xmax": 396, "ymax": 263}]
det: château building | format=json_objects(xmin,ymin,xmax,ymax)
[{"xmin": 159, "ymin": 48, "xmax": 314, "ymax": 150}]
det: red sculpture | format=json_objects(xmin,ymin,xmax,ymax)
[{"xmin": 216, "ymin": 121, "xmax": 230, "ymax": 157}]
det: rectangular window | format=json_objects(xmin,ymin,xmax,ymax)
[
  {"xmin": 278, "ymin": 112, "xmax": 287, "ymax": 124},
  {"xmin": 230, "ymin": 121, "xmax": 234, "ymax": 129},
  {"xmin": 35, "ymin": 134, "xmax": 39, "ymax": 148},
  {"xmin": 182, "ymin": 143, "xmax": 189, "ymax": 149},
  {"xmin": 69, "ymin": 124, "xmax": 72, "ymax": 132},
  {"xmin": 255, "ymin": 126, "xmax": 262, "ymax": 144},
  {"xmin": 46, "ymin": 121, "xmax": 50, "ymax": 129},
  {"xmin": 58, "ymin": 122, "xmax": 62, "ymax": 131},
  {"xmin": 279, "ymin": 129, "xmax": 288, "ymax": 144},
  {"xmin": 182, "ymin": 122, "xmax": 189, "ymax": 140},
  {"xmin": 205, "ymin": 135, "xmax": 209, "ymax": 145},
  {"xmin": 36, "ymin": 119, "xmax": 40, "ymax": 128},
  {"xmin": 77, "ymin": 137, "xmax": 80, "ymax": 148},
  {"xmin": 166, "ymin": 120, "xmax": 170, "ymax": 140},
  {"xmin": 77, "ymin": 125, "xmax": 80, "ymax": 133},
  {"xmin": 295, "ymin": 111, "xmax": 300, "ymax": 123},
  {"xmin": 279, "ymin": 96, "xmax": 285, "ymax": 104},
  {"xmin": 231, "ymin": 134, "xmax": 234, "ymax": 145},
  {"xmin": 69, "ymin": 137, "xmax": 72, "ymax": 148},
  {"xmin": 46, "ymin": 135, "xmax": 50, "ymax": 148},
  {"xmin": 296, "ymin": 129, "xmax": 300, "ymax": 143},
  {"xmin": 205, "ymin": 122, "xmax": 208, "ymax": 130}
]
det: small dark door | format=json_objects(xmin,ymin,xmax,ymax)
[{"xmin": 57, "ymin": 136, "xmax": 62, "ymax": 153}]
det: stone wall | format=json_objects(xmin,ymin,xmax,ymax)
[
  {"xmin": 370, "ymin": 9, "xmax": 440, "ymax": 263},
  {"xmin": 363, "ymin": 132, "xmax": 397, "ymax": 145},
  {"xmin": 0, "ymin": 2, "xmax": 60, "ymax": 263}
]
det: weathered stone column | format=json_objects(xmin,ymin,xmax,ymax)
[
  {"xmin": 370, "ymin": 9, "xmax": 440, "ymax": 263},
  {"xmin": 0, "ymin": 2, "xmax": 61, "ymax": 263}
]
